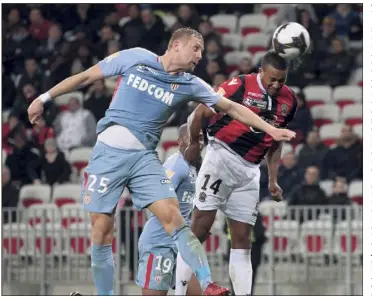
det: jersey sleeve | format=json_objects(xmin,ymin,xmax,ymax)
[
  {"xmin": 218, "ymin": 75, "xmax": 245, "ymax": 100},
  {"xmin": 164, "ymin": 160, "xmax": 188, "ymax": 191},
  {"xmin": 190, "ymin": 77, "xmax": 223, "ymax": 107},
  {"xmin": 98, "ymin": 48, "xmax": 140, "ymax": 77}
]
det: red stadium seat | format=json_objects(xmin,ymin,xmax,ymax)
[
  {"xmin": 334, "ymin": 221, "xmax": 362, "ymax": 256},
  {"xmin": 340, "ymin": 104, "xmax": 362, "ymax": 127},
  {"xmin": 52, "ymin": 184, "xmax": 81, "ymax": 208},
  {"xmin": 348, "ymin": 181, "xmax": 362, "ymax": 205},
  {"xmin": 210, "ymin": 14, "xmax": 238, "ymax": 34},
  {"xmin": 303, "ymin": 86, "xmax": 332, "ymax": 107},
  {"xmin": 204, "ymin": 235, "xmax": 220, "ymax": 252},
  {"xmin": 261, "ymin": 4, "xmax": 281, "ymax": 17},
  {"xmin": 333, "ymin": 85, "xmax": 362, "ymax": 109},
  {"xmin": 311, "ymin": 105, "xmax": 340, "ymax": 128},
  {"xmin": 239, "ymin": 14, "xmax": 267, "ymax": 36},
  {"xmin": 69, "ymin": 147, "xmax": 92, "ymax": 174},
  {"xmin": 300, "ymin": 221, "xmax": 333, "ymax": 256},
  {"xmin": 19, "ymin": 184, "xmax": 52, "ymax": 208},
  {"xmin": 319, "ymin": 123, "xmax": 343, "ymax": 147},
  {"xmin": 3, "ymin": 237, "xmax": 25, "ymax": 255},
  {"xmin": 242, "ymin": 33, "xmax": 270, "ymax": 54}
]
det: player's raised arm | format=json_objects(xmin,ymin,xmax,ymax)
[
  {"xmin": 27, "ymin": 49, "xmax": 136, "ymax": 124},
  {"xmin": 214, "ymin": 96, "xmax": 296, "ymax": 141},
  {"xmin": 266, "ymin": 141, "xmax": 284, "ymax": 201}
]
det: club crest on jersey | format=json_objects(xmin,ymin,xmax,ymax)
[
  {"xmin": 281, "ymin": 104, "xmax": 289, "ymax": 116},
  {"xmin": 155, "ymin": 276, "xmax": 162, "ymax": 284},
  {"xmin": 170, "ymin": 83, "xmax": 179, "ymax": 91}
]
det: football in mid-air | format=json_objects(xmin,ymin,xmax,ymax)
[{"xmin": 272, "ymin": 22, "xmax": 311, "ymax": 60}]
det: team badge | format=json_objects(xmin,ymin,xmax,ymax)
[
  {"xmin": 171, "ymin": 84, "xmax": 179, "ymax": 91},
  {"xmin": 83, "ymin": 193, "xmax": 91, "ymax": 204},
  {"xmin": 155, "ymin": 275, "xmax": 162, "ymax": 284},
  {"xmin": 199, "ymin": 192, "xmax": 206, "ymax": 202},
  {"xmin": 281, "ymin": 104, "xmax": 289, "ymax": 116}
]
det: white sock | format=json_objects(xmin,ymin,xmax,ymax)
[
  {"xmin": 175, "ymin": 252, "xmax": 193, "ymax": 295},
  {"xmin": 229, "ymin": 249, "xmax": 253, "ymax": 295}
]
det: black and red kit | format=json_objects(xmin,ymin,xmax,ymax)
[{"xmin": 208, "ymin": 73, "xmax": 297, "ymax": 164}]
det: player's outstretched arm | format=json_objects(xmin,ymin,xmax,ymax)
[
  {"xmin": 214, "ymin": 97, "xmax": 296, "ymax": 142},
  {"xmin": 27, "ymin": 64, "xmax": 104, "ymax": 124},
  {"xmin": 266, "ymin": 141, "xmax": 284, "ymax": 201},
  {"xmin": 184, "ymin": 104, "xmax": 215, "ymax": 163}
]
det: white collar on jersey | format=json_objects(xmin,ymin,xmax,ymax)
[{"xmin": 256, "ymin": 73, "xmax": 266, "ymax": 93}]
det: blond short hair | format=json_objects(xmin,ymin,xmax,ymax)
[{"xmin": 167, "ymin": 27, "xmax": 203, "ymax": 50}]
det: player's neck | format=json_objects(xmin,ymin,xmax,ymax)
[{"xmin": 160, "ymin": 53, "xmax": 185, "ymax": 75}]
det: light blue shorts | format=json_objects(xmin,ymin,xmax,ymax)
[
  {"xmin": 81, "ymin": 141, "xmax": 177, "ymax": 213},
  {"xmin": 136, "ymin": 244, "xmax": 177, "ymax": 291}
]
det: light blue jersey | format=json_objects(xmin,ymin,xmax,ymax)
[
  {"xmin": 139, "ymin": 151, "xmax": 196, "ymax": 248},
  {"xmin": 97, "ymin": 47, "xmax": 221, "ymax": 150},
  {"xmin": 136, "ymin": 152, "xmax": 196, "ymax": 291},
  {"xmin": 81, "ymin": 47, "xmax": 221, "ymax": 214}
]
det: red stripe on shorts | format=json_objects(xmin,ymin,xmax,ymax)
[{"xmin": 144, "ymin": 253, "xmax": 154, "ymax": 289}]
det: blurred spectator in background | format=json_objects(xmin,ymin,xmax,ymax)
[
  {"xmin": 229, "ymin": 57, "xmax": 254, "ymax": 78},
  {"xmin": 2, "ymin": 166, "xmax": 19, "ymax": 224},
  {"xmin": 5, "ymin": 125, "xmax": 40, "ymax": 187},
  {"xmin": 297, "ymin": 9, "xmax": 321, "ymax": 42},
  {"xmin": 120, "ymin": 4, "xmax": 142, "ymax": 49},
  {"xmin": 44, "ymin": 41, "xmax": 73, "ymax": 90},
  {"xmin": 313, "ymin": 16, "xmax": 337, "ymax": 61},
  {"xmin": 323, "ymin": 125, "xmax": 362, "ymax": 182},
  {"xmin": 2, "ymin": 113, "xmax": 21, "ymax": 153},
  {"xmin": 277, "ymin": 152, "xmax": 304, "ymax": 199},
  {"xmin": 212, "ymin": 72, "xmax": 228, "ymax": 90},
  {"xmin": 329, "ymin": 4, "xmax": 360, "ymax": 37},
  {"xmin": 31, "ymin": 116, "xmax": 55, "ymax": 153},
  {"xmin": 4, "ymin": 8, "xmax": 22, "ymax": 39},
  {"xmin": 35, "ymin": 23, "xmax": 65, "ymax": 64},
  {"xmin": 28, "ymin": 138, "xmax": 71, "ymax": 185},
  {"xmin": 286, "ymin": 92, "xmax": 313, "ymax": 143},
  {"xmin": 16, "ymin": 57, "xmax": 43, "ymax": 92},
  {"xmin": 318, "ymin": 38, "xmax": 354, "ymax": 87},
  {"xmin": 71, "ymin": 43, "xmax": 98, "ymax": 75},
  {"xmin": 204, "ymin": 60, "xmax": 222, "ymax": 85},
  {"xmin": 198, "ymin": 18, "xmax": 221, "ymax": 45},
  {"xmin": 96, "ymin": 25, "xmax": 121, "ymax": 59},
  {"xmin": 54, "ymin": 96, "xmax": 97, "ymax": 152},
  {"xmin": 174, "ymin": 4, "xmax": 200, "ymax": 30},
  {"xmin": 138, "ymin": 6, "xmax": 168, "ymax": 55},
  {"xmin": 28, "ymin": 8, "xmax": 52, "ymax": 40},
  {"xmin": 2, "ymin": 71, "xmax": 17, "ymax": 110},
  {"xmin": 288, "ymin": 166, "xmax": 327, "ymax": 222},
  {"xmin": 13, "ymin": 83, "xmax": 39, "ymax": 125},
  {"xmin": 84, "ymin": 79, "xmax": 111, "ymax": 122},
  {"xmin": 326, "ymin": 179, "xmax": 350, "ymax": 221},
  {"xmin": 297, "ymin": 130, "xmax": 329, "ymax": 170},
  {"xmin": 3, "ymin": 24, "xmax": 39, "ymax": 75}
]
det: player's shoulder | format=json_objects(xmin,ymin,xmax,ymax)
[
  {"xmin": 109, "ymin": 47, "xmax": 157, "ymax": 64},
  {"xmin": 127, "ymin": 47, "xmax": 158, "ymax": 58},
  {"xmin": 281, "ymin": 85, "xmax": 297, "ymax": 102},
  {"xmin": 163, "ymin": 152, "xmax": 189, "ymax": 174}
]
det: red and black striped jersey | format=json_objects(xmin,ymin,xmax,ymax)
[{"xmin": 207, "ymin": 73, "xmax": 297, "ymax": 164}]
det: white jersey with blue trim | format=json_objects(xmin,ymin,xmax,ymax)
[{"xmin": 96, "ymin": 47, "xmax": 222, "ymax": 150}]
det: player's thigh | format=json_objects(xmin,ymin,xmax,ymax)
[
  {"xmin": 194, "ymin": 145, "xmax": 233, "ymax": 213},
  {"xmin": 81, "ymin": 141, "xmax": 131, "ymax": 214},
  {"xmin": 128, "ymin": 150, "xmax": 177, "ymax": 210},
  {"xmin": 136, "ymin": 246, "xmax": 176, "ymax": 293},
  {"xmin": 224, "ymin": 170, "xmax": 260, "ymax": 248},
  {"xmin": 186, "ymin": 274, "xmax": 203, "ymax": 296}
]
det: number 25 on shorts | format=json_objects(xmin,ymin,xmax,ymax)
[
  {"xmin": 86, "ymin": 174, "xmax": 110, "ymax": 194},
  {"xmin": 201, "ymin": 174, "xmax": 222, "ymax": 195}
]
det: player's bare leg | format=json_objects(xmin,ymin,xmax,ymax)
[
  {"xmin": 186, "ymin": 275, "xmax": 203, "ymax": 295},
  {"xmin": 227, "ymin": 218, "xmax": 253, "ymax": 295},
  {"xmin": 90, "ymin": 212, "xmax": 116, "ymax": 295},
  {"xmin": 175, "ymin": 208, "xmax": 219, "ymax": 295},
  {"xmin": 148, "ymin": 198, "xmax": 229, "ymax": 296}
]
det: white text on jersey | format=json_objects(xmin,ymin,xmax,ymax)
[{"xmin": 127, "ymin": 74, "xmax": 174, "ymax": 106}]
